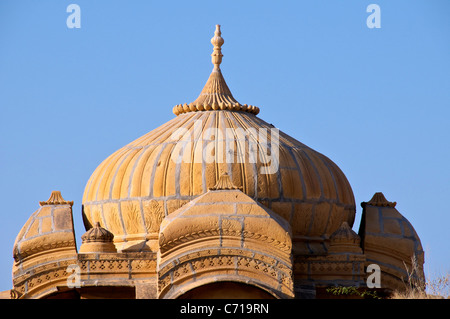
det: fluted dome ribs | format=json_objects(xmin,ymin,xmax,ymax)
[
  {"xmin": 82, "ymin": 25, "xmax": 356, "ymax": 252},
  {"xmin": 82, "ymin": 109, "xmax": 355, "ymax": 244}
]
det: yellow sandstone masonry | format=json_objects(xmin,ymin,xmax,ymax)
[{"xmin": 7, "ymin": 26, "xmax": 424, "ymax": 299}]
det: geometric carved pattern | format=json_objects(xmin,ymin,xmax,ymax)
[
  {"xmin": 159, "ymin": 226, "xmax": 292, "ymax": 254},
  {"xmin": 12, "ymin": 258, "xmax": 77, "ymax": 298},
  {"xmin": 158, "ymin": 185, "xmax": 294, "ymax": 298},
  {"xmin": 158, "ymin": 247, "xmax": 293, "ymax": 299},
  {"xmin": 294, "ymin": 253, "xmax": 366, "ymax": 288},
  {"xmin": 78, "ymin": 252, "xmax": 157, "ymax": 280}
]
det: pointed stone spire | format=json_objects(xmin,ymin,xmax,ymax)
[
  {"xmin": 173, "ymin": 25, "xmax": 260, "ymax": 116},
  {"xmin": 211, "ymin": 25, "xmax": 224, "ymax": 71}
]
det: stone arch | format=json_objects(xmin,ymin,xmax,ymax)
[
  {"xmin": 157, "ymin": 186, "xmax": 294, "ymax": 299},
  {"xmin": 157, "ymin": 245, "xmax": 293, "ymax": 299},
  {"xmin": 177, "ymin": 281, "xmax": 276, "ymax": 299}
]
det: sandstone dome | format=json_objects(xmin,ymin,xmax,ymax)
[{"xmin": 81, "ymin": 25, "xmax": 356, "ymax": 253}]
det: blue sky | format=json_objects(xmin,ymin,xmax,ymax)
[{"xmin": 0, "ymin": 0, "xmax": 449, "ymax": 292}]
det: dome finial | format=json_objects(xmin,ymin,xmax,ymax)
[
  {"xmin": 211, "ymin": 24, "xmax": 224, "ymax": 70},
  {"xmin": 172, "ymin": 25, "xmax": 260, "ymax": 116}
]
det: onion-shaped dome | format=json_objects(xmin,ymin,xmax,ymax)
[{"xmin": 82, "ymin": 25, "xmax": 356, "ymax": 253}]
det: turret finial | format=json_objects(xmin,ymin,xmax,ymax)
[{"xmin": 211, "ymin": 25, "xmax": 224, "ymax": 70}]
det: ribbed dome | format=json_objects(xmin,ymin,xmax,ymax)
[{"xmin": 81, "ymin": 25, "xmax": 356, "ymax": 253}]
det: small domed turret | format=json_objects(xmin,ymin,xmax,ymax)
[
  {"xmin": 328, "ymin": 221, "xmax": 362, "ymax": 254},
  {"xmin": 79, "ymin": 222, "xmax": 116, "ymax": 253}
]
